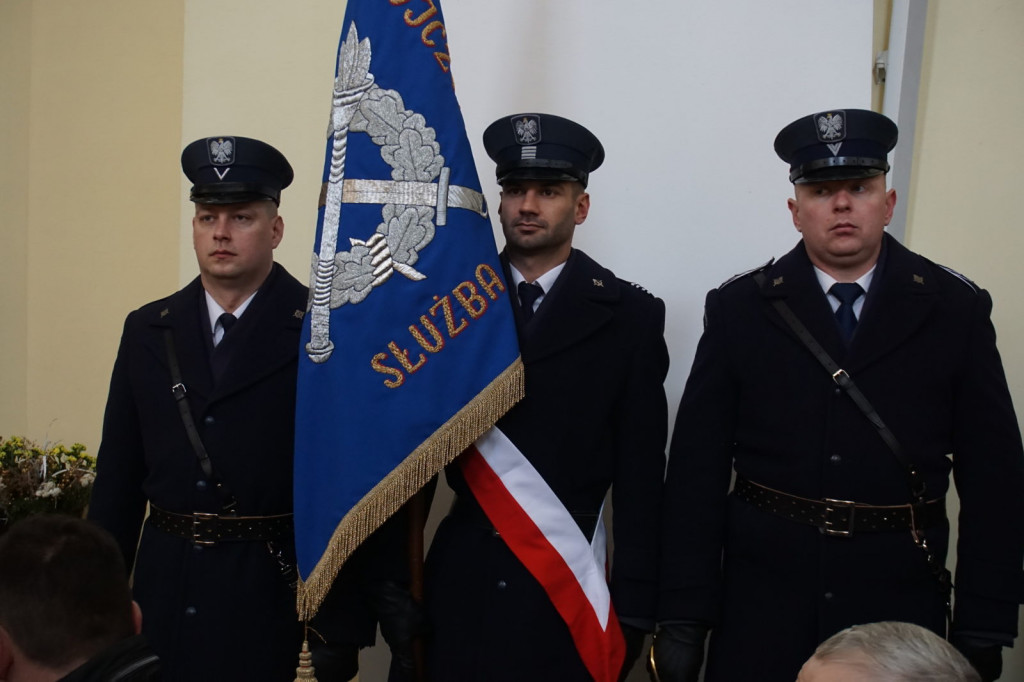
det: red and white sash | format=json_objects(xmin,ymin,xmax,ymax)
[{"xmin": 459, "ymin": 427, "xmax": 625, "ymax": 682}]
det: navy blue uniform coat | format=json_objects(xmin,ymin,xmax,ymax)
[
  {"xmin": 88, "ymin": 264, "xmax": 377, "ymax": 680},
  {"xmin": 425, "ymin": 249, "xmax": 670, "ymax": 680},
  {"xmin": 660, "ymin": 235, "xmax": 1024, "ymax": 681}
]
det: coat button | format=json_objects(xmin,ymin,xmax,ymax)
[
  {"xmin": 496, "ymin": 580, "xmax": 507, "ymax": 590},
  {"xmin": 824, "ymin": 592, "xmax": 834, "ymax": 601},
  {"xmin": 830, "ymin": 454, "xmax": 842, "ymax": 465},
  {"xmin": 185, "ymin": 606, "xmax": 198, "ymax": 616},
  {"xmin": 204, "ymin": 415, "xmax": 215, "ymax": 425},
  {"xmin": 196, "ymin": 480, "xmax": 207, "ymax": 490}
]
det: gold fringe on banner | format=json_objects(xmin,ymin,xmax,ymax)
[{"xmin": 296, "ymin": 357, "xmax": 525, "ymax": 620}]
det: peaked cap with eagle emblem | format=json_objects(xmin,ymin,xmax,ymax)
[
  {"xmin": 774, "ymin": 109, "xmax": 898, "ymax": 184},
  {"xmin": 483, "ymin": 113, "xmax": 604, "ymax": 188},
  {"xmin": 181, "ymin": 135, "xmax": 294, "ymax": 205}
]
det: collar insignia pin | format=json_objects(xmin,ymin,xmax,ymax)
[
  {"xmin": 592, "ymin": 278, "xmax": 604, "ymax": 287},
  {"xmin": 160, "ymin": 308, "xmax": 170, "ymax": 318},
  {"xmin": 293, "ymin": 309, "xmax": 305, "ymax": 319},
  {"xmin": 773, "ymin": 277, "xmax": 784, "ymax": 287},
  {"xmin": 913, "ymin": 274, "xmax": 925, "ymax": 285}
]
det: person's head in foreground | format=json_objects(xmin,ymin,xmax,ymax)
[
  {"xmin": 0, "ymin": 515, "xmax": 144, "ymax": 680},
  {"xmin": 797, "ymin": 621, "xmax": 980, "ymax": 682}
]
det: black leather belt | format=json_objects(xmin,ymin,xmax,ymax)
[
  {"xmin": 148, "ymin": 506, "xmax": 293, "ymax": 546},
  {"xmin": 733, "ymin": 476, "xmax": 946, "ymax": 537}
]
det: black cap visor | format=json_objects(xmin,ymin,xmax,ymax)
[
  {"xmin": 496, "ymin": 159, "xmax": 588, "ymax": 187},
  {"xmin": 792, "ymin": 157, "xmax": 889, "ymax": 184},
  {"xmin": 190, "ymin": 182, "xmax": 281, "ymax": 205}
]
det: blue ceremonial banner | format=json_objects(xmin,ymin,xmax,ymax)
[{"xmin": 294, "ymin": 0, "xmax": 523, "ymax": 618}]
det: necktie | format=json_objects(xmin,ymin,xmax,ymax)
[
  {"xmin": 517, "ymin": 281, "xmax": 543, "ymax": 322},
  {"xmin": 830, "ymin": 282, "xmax": 863, "ymax": 343},
  {"xmin": 216, "ymin": 313, "xmax": 237, "ymax": 346}
]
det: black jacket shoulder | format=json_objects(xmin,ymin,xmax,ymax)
[
  {"xmin": 569, "ymin": 249, "xmax": 664, "ymax": 311},
  {"xmin": 124, "ymin": 263, "xmax": 308, "ymax": 326}
]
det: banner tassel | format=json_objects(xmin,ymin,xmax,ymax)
[{"xmin": 294, "ymin": 638, "xmax": 318, "ymax": 681}]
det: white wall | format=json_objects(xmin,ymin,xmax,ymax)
[{"xmin": 443, "ymin": 1, "xmax": 873, "ymax": 410}]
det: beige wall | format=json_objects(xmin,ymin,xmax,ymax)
[
  {"xmin": 0, "ymin": 0, "xmax": 336, "ymax": 447},
  {"xmin": 872, "ymin": 0, "xmax": 893, "ymax": 111},
  {"xmin": 909, "ymin": 0, "xmax": 1024, "ymax": 373},
  {"xmin": 909, "ymin": 3, "xmax": 1024, "ymax": 675},
  {"xmin": 0, "ymin": 0, "xmax": 184, "ymax": 447},
  {"xmin": 0, "ymin": 1, "xmax": 32, "ymax": 437}
]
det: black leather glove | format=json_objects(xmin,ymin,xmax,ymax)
[
  {"xmin": 308, "ymin": 640, "xmax": 359, "ymax": 682},
  {"xmin": 367, "ymin": 581, "xmax": 425, "ymax": 682},
  {"xmin": 952, "ymin": 636, "xmax": 1003, "ymax": 682},
  {"xmin": 647, "ymin": 621, "xmax": 709, "ymax": 682},
  {"xmin": 619, "ymin": 623, "xmax": 649, "ymax": 681}
]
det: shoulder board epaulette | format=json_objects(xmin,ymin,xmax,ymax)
[
  {"xmin": 627, "ymin": 281, "xmax": 654, "ymax": 297},
  {"xmin": 719, "ymin": 259, "xmax": 774, "ymax": 290},
  {"xmin": 936, "ymin": 264, "xmax": 978, "ymax": 293}
]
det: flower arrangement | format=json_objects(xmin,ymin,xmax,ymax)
[{"xmin": 0, "ymin": 435, "xmax": 96, "ymax": 527}]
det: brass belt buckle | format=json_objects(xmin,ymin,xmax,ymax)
[
  {"xmin": 822, "ymin": 498, "xmax": 856, "ymax": 537},
  {"xmin": 192, "ymin": 512, "xmax": 219, "ymax": 546}
]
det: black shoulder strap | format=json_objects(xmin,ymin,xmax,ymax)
[
  {"xmin": 163, "ymin": 328, "xmax": 238, "ymax": 514},
  {"xmin": 752, "ymin": 272, "xmax": 927, "ymax": 502}
]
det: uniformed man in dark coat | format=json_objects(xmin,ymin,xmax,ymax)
[
  {"xmin": 88, "ymin": 136, "xmax": 388, "ymax": 680},
  {"xmin": 424, "ymin": 113, "xmax": 670, "ymax": 681},
  {"xmin": 652, "ymin": 109, "xmax": 1024, "ymax": 682}
]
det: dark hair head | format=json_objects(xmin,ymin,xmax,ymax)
[{"xmin": 0, "ymin": 515, "xmax": 134, "ymax": 667}]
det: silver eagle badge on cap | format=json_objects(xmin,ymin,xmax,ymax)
[
  {"xmin": 815, "ymin": 111, "xmax": 845, "ymax": 156},
  {"xmin": 208, "ymin": 137, "xmax": 235, "ymax": 165},
  {"xmin": 513, "ymin": 115, "xmax": 541, "ymax": 145}
]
